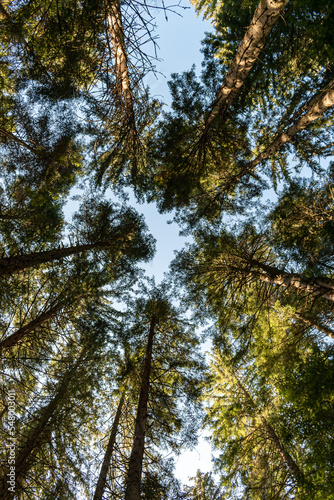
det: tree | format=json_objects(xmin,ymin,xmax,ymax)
[
  {"xmin": 0, "ymin": 198, "xmax": 154, "ymax": 277},
  {"xmin": 122, "ymin": 287, "xmax": 205, "ymax": 500},
  {"xmin": 205, "ymin": 347, "xmax": 309, "ymax": 499},
  {"xmin": 183, "ymin": 470, "xmax": 224, "ymax": 500},
  {"xmin": 144, "ymin": 0, "xmax": 334, "ymax": 226},
  {"xmin": 2, "ymin": 1, "xmax": 334, "ymax": 498},
  {"xmin": 203, "ymin": 0, "xmax": 290, "ymax": 128},
  {"xmin": 0, "ymin": 312, "xmax": 110, "ymax": 499},
  {"xmin": 93, "ymin": 391, "xmax": 127, "ymax": 500}
]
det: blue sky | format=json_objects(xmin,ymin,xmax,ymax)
[
  {"xmin": 133, "ymin": 1, "xmax": 212, "ymax": 284},
  {"xmin": 135, "ymin": 1, "xmax": 216, "ymax": 485},
  {"xmin": 64, "ymin": 1, "xmax": 216, "ymax": 485}
]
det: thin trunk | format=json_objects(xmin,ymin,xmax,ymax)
[
  {"xmin": 224, "ymin": 78, "xmax": 334, "ymax": 190},
  {"xmin": 295, "ymin": 312, "xmax": 334, "ymax": 340},
  {"xmin": 93, "ymin": 392, "xmax": 126, "ymax": 500},
  {"xmin": 0, "ymin": 241, "xmax": 108, "ymax": 276},
  {"xmin": 106, "ymin": 0, "xmax": 135, "ymax": 130},
  {"xmin": 205, "ymin": 0, "xmax": 289, "ymax": 127},
  {"xmin": 0, "ymin": 126, "xmax": 37, "ymax": 153},
  {"xmin": 251, "ymin": 78, "xmax": 334, "ymax": 166},
  {"xmin": 260, "ymin": 417, "xmax": 304, "ymax": 482},
  {"xmin": 0, "ymin": 301, "xmax": 65, "ymax": 352},
  {"xmin": 0, "ymin": 351, "xmax": 85, "ymax": 500},
  {"xmin": 125, "ymin": 316, "xmax": 156, "ymax": 500},
  {"xmin": 234, "ymin": 375, "xmax": 304, "ymax": 484}
]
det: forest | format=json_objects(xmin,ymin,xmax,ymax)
[{"xmin": 0, "ymin": 0, "xmax": 334, "ymax": 498}]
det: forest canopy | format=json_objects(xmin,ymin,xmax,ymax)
[{"xmin": 0, "ymin": 0, "xmax": 334, "ymax": 499}]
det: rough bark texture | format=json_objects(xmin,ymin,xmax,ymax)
[
  {"xmin": 235, "ymin": 376, "xmax": 304, "ymax": 484},
  {"xmin": 125, "ymin": 316, "xmax": 156, "ymax": 500},
  {"xmin": 249, "ymin": 261, "xmax": 334, "ymax": 303},
  {"xmin": 260, "ymin": 417, "xmax": 304, "ymax": 482},
  {"xmin": 251, "ymin": 78, "xmax": 334, "ymax": 166},
  {"xmin": 227, "ymin": 256, "xmax": 334, "ymax": 303},
  {"xmin": 295, "ymin": 312, "xmax": 334, "ymax": 340},
  {"xmin": 106, "ymin": 0, "xmax": 135, "ymax": 129},
  {"xmin": 0, "ymin": 242, "xmax": 107, "ymax": 276},
  {"xmin": 224, "ymin": 77, "xmax": 334, "ymax": 189},
  {"xmin": 93, "ymin": 392, "xmax": 126, "ymax": 500},
  {"xmin": 206, "ymin": 0, "xmax": 289, "ymax": 126},
  {"xmin": 0, "ymin": 302, "xmax": 64, "ymax": 351},
  {"xmin": 0, "ymin": 351, "xmax": 85, "ymax": 500}
]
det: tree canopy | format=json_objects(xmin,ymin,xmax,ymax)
[{"xmin": 1, "ymin": 0, "xmax": 334, "ymax": 498}]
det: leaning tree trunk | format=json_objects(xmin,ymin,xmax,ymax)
[
  {"xmin": 125, "ymin": 316, "xmax": 156, "ymax": 500},
  {"xmin": 224, "ymin": 77, "xmax": 334, "ymax": 190},
  {"xmin": 250, "ymin": 262, "xmax": 334, "ymax": 303},
  {"xmin": 295, "ymin": 312, "xmax": 334, "ymax": 340},
  {"xmin": 93, "ymin": 392, "xmax": 126, "ymax": 500},
  {"xmin": 0, "ymin": 301, "xmax": 65, "ymax": 352},
  {"xmin": 0, "ymin": 127, "xmax": 37, "ymax": 153},
  {"xmin": 234, "ymin": 375, "xmax": 304, "ymax": 484},
  {"xmin": 231, "ymin": 256, "xmax": 334, "ymax": 303},
  {"xmin": 205, "ymin": 0, "xmax": 289, "ymax": 127},
  {"xmin": 0, "ymin": 241, "xmax": 109, "ymax": 277},
  {"xmin": 251, "ymin": 78, "xmax": 334, "ymax": 165},
  {"xmin": 0, "ymin": 351, "xmax": 85, "ymax": 500},
  {"xmin": 0, "ymin": 292, "xmax": 87, "ymax": 352}
]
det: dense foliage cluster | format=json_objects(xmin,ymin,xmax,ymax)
[{"xmin": 0, "ymin": 0, "xmax": 334, "ymax": 498}]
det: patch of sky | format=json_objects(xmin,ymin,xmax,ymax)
[{"xmin": 61, "ymin": 2, "xmax": 219, "ymax": 486}]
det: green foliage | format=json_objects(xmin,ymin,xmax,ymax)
[
  {"xmin": 1, "ymin": 0, "xmax": 334, "ymax": 498},
  {"xmin": 267, "ymin": 172, "xmax": 334, "ymax": 270}
]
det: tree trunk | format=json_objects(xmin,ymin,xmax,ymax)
[
  {"xmin": 106, "ymin": 0, "xmax": 135, "ymax": 130},
  {"xmin": 235, "ymin": 375, "xmax": 304, "ymax": 484},
  {"xmin": 295, "ymin": 312, "xmax": 334, "ymax": 340},
  {"xmin": 231, "ymin": 256, "xmax": 334, "ymax": 303},
  {"xmin": 260, "ymin": 417, "xmax": 304, "ymax": 483},
  {"xmin": 0, "ymin": 126, "xmax": 37, "ymax": 153},
  {"xmin": 205, "ymin": 0, "xmax": 289, "ymax": 127},
  {"xmin": 0, "ymin": 351, "xmax": 85, "ymax": 500},
  {"xmin": 125, "ymin": 316, "xmax": 156, "ymax": 500},
  {"xmin": 0, "ymin": 301, "xmax": 64, "ymax": 352},
  {"xmin": 251, "ymin": 78, "xmax": 334, "ymax": 166},
  {"xmin": 0, "ymin": 241, "xmax": 108, "ymax": 276},
  {"xmin": 224, "ymin": 77, "xmax": 334, "ymax": 190},
  {"xmin": 252, "ymin": 267, "xmax": 334, "ymax": 303},
  {"xmin": 93, "ymin": 392, "xmax": 126, "ymax": 500}
]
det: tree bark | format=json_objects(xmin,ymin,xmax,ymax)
[
  {"xmin": 125, "ymin": 316, "xmax": 156, "ymax": 500},
  {"xmin": 93, "ymin": 392, "xmax": 126, "ymax": 500},
  {"xmin": 223, "ymin": 77, "xmax": 334, "ymax": 190},
  {"xmin": 0, "ymin": 351, "xmax": 85, "ymax": 500},
  {"xmin": 250, "ymin": 265, "xmax": 334, "ymax": 303},
  {"xmin": 229, "ymin": 256, "xmax": 334, "ymax": 303},
  {"xmin": 234, "ymin": 375, "xmax": 304, "ymax": 484},
  {"xmin": 295, "ymin": 312, "xmax": 334, "ymax": 340},
  {"xmin": 251, "ymin": 78, "xmax": 334, "ymax": 166},
  {"xmin": 0, "ymin": 241, "xmax": 109, "ymax": 277},
  {"xmin": 0, "ymin": 126, "xmax": 37, "ymax": 153},
  {"xmin": 260, "ymin": 417, "xmax": 303, "ymax": 482},
  {"xmin": 0, "ymin": 301, "xmax": 65, "ymax": 352},
  {"xmin": 205, "ymin": 0, "xmax": 289, "ymax": 127},
  {"xmin": 106, "ymin": 0, "xmax": 135, "ymax": 130}
]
